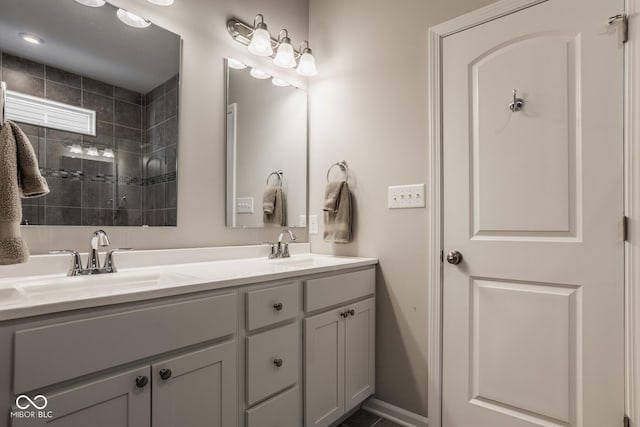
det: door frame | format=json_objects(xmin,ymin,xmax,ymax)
[{"xmin": 425, "ymin": 0, "xmax": 638, "ymax": 426}]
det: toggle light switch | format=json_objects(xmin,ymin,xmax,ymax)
[{"xmin": 388, "ymin": 184, "xmax": 425, "ymax": 209}]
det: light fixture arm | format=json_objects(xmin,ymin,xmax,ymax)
[{"xmin": 227, "ymin": 16, "xmax": 301, "ymax": 59}]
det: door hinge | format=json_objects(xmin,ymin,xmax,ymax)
[
  {"xmin": 624, "ymin": 414, "xmax": 630, "ymax": 427},
  {"xmin": 609, "ymin": 14, "xmax": 629, "ymax": 44},
  {"xmin": 440, "ymin": 250, "xmax": 444, "ymax": 263},
  {"xmin": 624, "ymin": 215, "xmax": 630, "ymax": 242}
]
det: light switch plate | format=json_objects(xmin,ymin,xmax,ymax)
[
  {"xmin": 299, "ymin": 215, "xmax": 307, "ymax": 227},
  {"xmin": 388, "ymin": 184, "xmax": 425, "ymax": 209},
  {"xmin": 309, "ymin": 215, "xmax": 319, "ymax": 234},
  {"xmin": 236, "ymin": 197, "xmax": 254, "ymax": 214}
]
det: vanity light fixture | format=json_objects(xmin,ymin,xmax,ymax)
[
  {"xmin": 117, "ymin": 8, "xmax": 152, "ymax": 29},
  {"xmin": 227, "ymin": 15, "xmax": 318, "ymax": 76},
  {"xmin": 19, "ymin": 33, "xmax": 44, "ymax": 45},
  {"xmin": 102, "ymin": 148, "xmax": 115, "ymax": 158},
  {"xmin": 273, "ymin": 30, "xmax": 296, "ymax": 68},
  {"xmin": 86, "ymin": 146, "xmax": 100, "ymax": 157},
  {"xmin": 271, "ymin": 77, "xmax": 290, "ymax": 87},
  {"xmin": 69, "ymin": 144, "xmax": 83, "ymax": 155},
  {"xmin": 227, "ymin": 57, "xmax": 247, "ymax": 70},
  {"xmin": 247, "ymin": 14, "xmax": 273, "ymax": 57},
  {"xmin": 296, "ymin": 41, "xmax": 318, "ymax": 77},
  {"xmin": 74, "ymin": 0, "xmax": 106, "ymax": 7},
  {"xmin": 147, "ymin": 0, "xmax": 174, "ymax": 5},
  {"xmin": 250, "ymin": 68, "xmax": 271, "ymax": 80}
]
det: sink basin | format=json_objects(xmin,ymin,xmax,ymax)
[
  {"xmin": 19, "ymin": 271, "xmax": 195, "ymax": 298},
  {"xmin": 0, "ymin": 287, "xmax": 27, "ymax": 307}
]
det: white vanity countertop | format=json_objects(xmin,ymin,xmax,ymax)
[{"xmin": 0, "ymin": 253, "xmax": 377, "ymax": 321}]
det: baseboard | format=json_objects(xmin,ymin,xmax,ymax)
[{"xmin": 362, "ymin": 398, "xmax": 429, "ymax": 427}]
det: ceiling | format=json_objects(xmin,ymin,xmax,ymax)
[{"xmin": 0, "ymin": 0, "xmax": 181, "ymax": 93}]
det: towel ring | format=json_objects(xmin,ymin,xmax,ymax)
[
  {"xmin": 266, "ymin": 170, "xmax": 284, "ymax": 186},
  {"xmin": 327, "ymin": 161, "xmax": 348, "ymax": 183}
]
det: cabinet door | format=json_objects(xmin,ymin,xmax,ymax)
[
  {"xmin": 304, "ymin": 309, "xmax": 345, "ymax": 427},
  {"xmin": 344, "ymin": 298, "xmax": 375, "ymax": 411},
  {"xmin": 11, "ymin": 366, "xmax": 150, "ymax": 427},
  {"xmin": 152, "ymin": 341, "xmax": 237, "ymax": 427}
]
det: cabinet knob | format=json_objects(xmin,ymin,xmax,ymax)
[
  {"xmin": 273, "ymin": 302, "xmax": 283, "ymax": 311},
  {"xmin": 135, "ymin": 375, "xmax": 149, "ymax": 388},
  {"xmin": 159, "ymin": 368, "xmax": 172, "ymax": 380},
  {"xmin": 340, "ymin": 311, "xmax": 349, "ymax": 318},
  {"xmin": 273, "ymin": 358, "xmax": 284, "ymax": 368},
  {"xmin": 348, "ymin": 309, "xmax": 355, "ymax": 316}
]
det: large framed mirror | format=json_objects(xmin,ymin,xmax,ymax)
[
  {"xmin": 0, "ymin": 0, "xmax": 181, "ymax": 226},
  {"xmin": 225, "ymin": 60, "xmax": 308, "ymax": 228}
]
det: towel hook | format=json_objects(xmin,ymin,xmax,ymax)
[
  {"xmin": 266, "ymin": 169, "xmax": 284, "ymax": 186},
  {"xmin": 508, "ymin": 89, "xmax": 525, "ymax": 112},
  {"xmin": 327, "ymin": 161, "xmax": 348, "ymax": 183},
  {"xmin": 0, "ymin": 81, "xmax": 7, "ymax": 125}
]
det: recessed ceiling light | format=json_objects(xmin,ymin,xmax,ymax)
[
  {"xmin": 74, "ymin": 0, "xmax": 106, "ymax": 7},
  {"xmin": 147, "ymin": 0, "xmax": 174, "ymax": 5},
  {"xmin": 250, "ymin": 68, "xmax": 270, "ymax": 80},
  {"xmin": 116, "ymin": 9, "xmax": 152, "ymax": 28},
  {"xmin": 19, "ymin": 32, "xmax": 44, "ymax": 45},
  {"xmin": 227, "ymin": 58, "xmax": 247, "ymax": 70}
]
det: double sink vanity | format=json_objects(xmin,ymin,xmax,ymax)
[{"xmin": 0, "ymin": 241, "xmax": 377, "ymax": 427}]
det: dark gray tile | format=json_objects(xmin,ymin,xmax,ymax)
[
  {"xmin": 142, "ymin": 209, "xmax": 165, "ymax": 227},
  {"xmin": 165, "ymin": 75, "xmax": 178, "ymax": 92},
  {"xmin": 46, "ymin": 128, "xmax": 82, "ymax": 143},
  {"xmin": 147, "ymin": 83, "xmax": 165, "ymax": 104},
  {"xmin": 83, "ymin": 77, "xmax": 113, "ymax": 97},
  {"xmin": 114, "ymin": 86, "xmax": 142, "ymax": 105},
  {"xmin": 45, "ymin": 207, "xmax": 81, "ymax": 225},
  {"xmin": 143, "ymin": 123, "xmax": 165, "ymax": 153},
  {"xmin": 374, "ymin": 419, "xmax": 405, "ymax": 427},
  {"xmin": 117, "ymin": 151, "xmax": 142, "ymax": 180},
  {"xmin": 46, "ymin": 81, "xmax": 81, "ymax": 106},
  {"xmin": 46, "ymin": 140, "xmax": 79, "ymax": 170},
  {"xmin": 21, "ymin": 204, "xmax": 45, "ymax": 225},
  {"xmin": 83, "ymin": 156, "xmax": 115, "ymax": 180},
  {"xmin": 2, "ymin": 68, "xmax": 44, "ymax": 97},
  {"xmin": 144, "ymin": 183, "xmax": 165, "ymax": 210},
  {"xmin": 18, "ymin": 123, "xmax": 43, "ymax": 138},
  {"xmin": 83, "ymin": 181, "xmax": 114, "ymax": 209},
  {"xmin": 117, "ymin": 184, "xmax": 142, "ymax": 210},
  {"xmin": 83, "ymin": 121, "xmax": 114, "ymax": 147},
  {"xmin": 166, "ymin": 145, "xmax": 177, "ymax": 173},
  {"xmin": 115, "ymin": 125, "xmax": 142, "ymax": 154},
  {"xmin": 59, "ymin": 155, "xmax": 83, "ymax": 174},
  {"xmin": 165, "ymin": 208, "xmax": 176, "ymax": 226},
  {"xmin": 45, "ymin": 177, "xmax": 81, "ymax": 207},
  {"xmin": 82, "ymin": 208, "xmax": 113, "ymax": 226},
  {"xmin": 2, "ymin": 53, "xmax": 44, "ymax": 77},
  {"xmin": 165, "ymin": 117, "xmax": 178, "ymax": 146},
  {"xmin": 342, "ymin": 410, "xmax": 381, "ymax": 427},
  {"xmin": 83, "ymin": 91, "xmax": 113, "ymax": 123},
  {"xmin": 150, "ymin": 97, "xmax": 166, "ymax": 126},
  {"xmin": 165, "ymin": 89, "xmax": 178, "ymax": 118},
  {"xmin": 46, "ymin": 66, "xmax": 81, "ymax": 88},
  {"xmin": 115, "ymin": 100, "xmax": 142, "ymax": 129}
]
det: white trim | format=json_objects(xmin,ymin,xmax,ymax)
[
  {"xmin": 427, "ymin": 1, "xmax": 551, "ymax": 426},
  {"xmin": 625, "ymin": 0, "xmax": 639, "ymax": 424},
  {"xmin": 362, "ymin": 398, "xmax": 428, "ymax": 427}
]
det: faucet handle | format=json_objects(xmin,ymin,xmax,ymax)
[
  {"xmin": 104, "ymin": 248, "xmax": 132, "ymax": 273},
  {"xmin": 282, "ymin": 242, "xmax": 291, "ymax": 258},
  {"xmin": 263, "ymin": 242, "xmax": 278, "ymax": 259},
  {"xmin": 49, "ymin": 250, "xmax": 83, "ymax": 276}
]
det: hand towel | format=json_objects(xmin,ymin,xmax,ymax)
[
  {"xmin": 323, "ymin": 181, "xmax": 353, "ymax": 243},
  {"xmin": 0, "ymin": 121, "xmax": 50, "ymax": 265},
  {"xmin": 263, "ymin": 187, "xmax": 287, "ymax": 227}
]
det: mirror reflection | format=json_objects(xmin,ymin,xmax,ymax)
[
  {"xmin": 0, "ymin": 0, "xmax": 181, "ymax": 226},
  {"xmin": 226, "ymin": 61, "xmax": 307, "ymax": 228}
]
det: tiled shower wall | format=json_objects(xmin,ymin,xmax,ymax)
[{"xmin": 0, "ymin": 52, "xmax": 177, "ymax": 226}]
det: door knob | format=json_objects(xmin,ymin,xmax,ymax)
[{"xmin": 446, "ymin": 250, "xmax": 463, "ymax": 265}]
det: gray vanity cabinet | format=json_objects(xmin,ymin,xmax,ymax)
[
  {"xmin": 11, "ymin": 366, "xmax": 151, "ymax": 427},
  {"xmin": 303, "ymin": 269, "xmax": 376, "ymax": 427}
]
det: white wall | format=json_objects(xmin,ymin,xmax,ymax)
[
  {"xmin": 308, "ymin": 0, "xmax": 496, "ymax": 416},
  {"xmin": 18, "ymin": 0, "xmax": 309, "ymax": 254}
]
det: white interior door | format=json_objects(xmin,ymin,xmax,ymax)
[{"xmin": 441, "ymin": 1, "xmax": 625, "ymax": 426}]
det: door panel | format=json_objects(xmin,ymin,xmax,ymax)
[
  {"xmin": 442, "ymin": 0, "xmax": 624, "ymax": 426},
  {"xmin": 345, "ymin": 298, "xmax": 375, "ymax": 411}
]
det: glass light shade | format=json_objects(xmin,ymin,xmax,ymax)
[
  {"xmin": 227, "ymin": 58, "xmax": 247, "ymax": 70},
  {"xmin": 19, "ymin": 33, "xmax": 44, "ymax": 45},
  {"xmin": 248, "ymin": 27, "xmax": 273, "ymax": 57},
  {"xmin": 86, "ymin": 146, "xmax": 100, "ymax": 157},
  {"xmin": 272, "ymin": 78, "xmax": 290, "ymax": 87},
  {"xmin": 74, "ymin": 0, "xmax": 106, "ymax": 6},
  {"xmin": 296, "ymin": 51, "xmax": 318, "ymax": 76},
  {"xmin": 117, "ymin": 9, "xmax": 151, "ymax": 28},
  {"xmin": 147, "ymin": 0, "xmax": 174, "ymax": 5},
  {"xmin": 250, "ymin": 68, "xmax": 270, "ymax": 79},
  {"xmin": 102, "ymin": 148, "xmax": 115, "ymax": 158},
  {"xmin": 273, "ymin": 42, "xmax": 296, "ymax": 68},
  {"xmin": 69, "ymin": 144, "xmax": 83, "ymax": 154}
]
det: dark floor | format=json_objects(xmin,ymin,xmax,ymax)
[{"xmin": 340, "ymin": 409, "xmax": 404, "ymax": 427}]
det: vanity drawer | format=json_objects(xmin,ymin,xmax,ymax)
[
  {"xmin": 246, "ymin": 282, "xmax": 299, "ymax": 331},
  {"xmin": 246, "ymin": 322, "xmax": 299, "ymax": 405},
  {"xmin": 305, "ymin": 268, "xmax": 375, "ymax": 312},
  {"xmin": 246, "ymin": 386, "xmax": 300, "ymax": 427},
  {"xmin": 14, "ymin": 292, "xmax": 237, "ymax": 393}
]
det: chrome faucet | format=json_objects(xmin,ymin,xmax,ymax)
[
  {"xmin": 276, "ymin": 229, "xmax": 297, "ymax": 258},
  {"xmin": 50, "ymin": 230, "xmax": 131, "ymax": 276}
]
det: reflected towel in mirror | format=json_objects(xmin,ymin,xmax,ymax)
[{"xmin": 263, "ymin": 187, "xmax": 287, "ymax": 226}]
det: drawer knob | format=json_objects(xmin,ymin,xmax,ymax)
[
  {"xmin": 348, "ymin": 309, "xmax": 355, "ymax": 316},
  {"xmin": 340, "ymin": 311, "xmax": 349, "ymax": 318},
  {"xmin": 135, "ymin": 375, "xmax": 149, "ymax": 388},
  {"xmin": 159, "ymin": 369, "xmax": 172, "ymax": 380},
  {"xmin": 273, "ymin": 358, "xmax": 284, "ymax": 368},
  {"xmin": 273, "ymin": 302, "xmax": 283, "ymax": 311}
]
